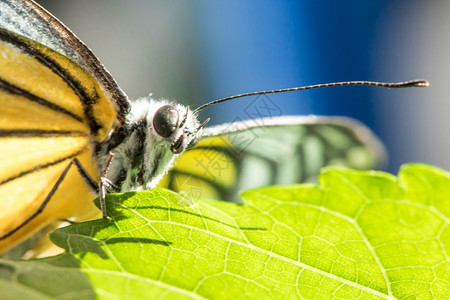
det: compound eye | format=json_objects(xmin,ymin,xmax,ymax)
[{"xmin": 153, "ymin": 105, "xmax": 179, "ymax": 138}]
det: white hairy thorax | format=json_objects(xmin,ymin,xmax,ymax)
[{"xmin": 97, "ymin": 97, "xmax": 203, "ymax": 192}]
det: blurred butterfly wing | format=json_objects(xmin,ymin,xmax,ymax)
[
  {"xmin": 0, "ymin": 0, "xmax": 130, "ymax": 123},
  {"xmin": 159, "ymin": 116, "xmax": 385, "ymax": 202},
  {"xmin": 0, "ymin": 27, "xmax": 117, "ymax": 253}
]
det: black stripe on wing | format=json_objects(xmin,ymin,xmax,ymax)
[
  {"xmin": 0, "ymin": 147, "xmax": 86, "ymax": 187},
  {"xmin": 0, "ymin": 28, "xmax": 103, "ymax": 136},
  {"xmin": 0, "ymin": 77, "xmax": 84, "ymax": 123},
  {"xmin": 0, "ymin": 129, "xmax": 87, "ymax": 137},
  {"xmin": 167, "ymin": 169, "xmax": 229, "ymax": 199},
  {"xmin": 167, "ymin": 144, "xmax": 240, "ymax": 202}
]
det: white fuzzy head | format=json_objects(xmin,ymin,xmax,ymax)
[
  {"xmin": 129, "ymin": 98, "xmax": 202, "ymax": 154},
  {"xmin": 101, "ymin": 97, "xmax": 204, "ymax": 191}
]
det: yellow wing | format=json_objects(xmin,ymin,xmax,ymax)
[
  {"xmin": 0, "ymin": 28, "xmax": 116, "ymax": 254},
  {"xmin": 158, "ymin": 136, "xmax": 238, "ymax": 202}
]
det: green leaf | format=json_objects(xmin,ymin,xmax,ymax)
[{"xmin": 1, "ymin": 163, "xmax": 449, "ymax": 299}]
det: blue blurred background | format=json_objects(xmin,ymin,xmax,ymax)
[{"xmin": 37, "ymin": 0, "xmax": 448, "ymax": 174}]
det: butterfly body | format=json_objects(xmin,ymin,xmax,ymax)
[
  {"xmin": 0, "ymin": 0, "xmax": 421, "ymax": 257},
  {"xmin": 97, "ymin": 99, "xmax": 202, "ymax": 192}
]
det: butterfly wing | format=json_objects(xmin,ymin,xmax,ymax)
[
  {"xmin": 159, "ymin": 116, "xmax": 386, "ymax": 202},
  {"xmin": 0, "ymin": 0, "xmax": 130, "ymax": 124},
  {"xmin": 0, "ymin": 26, "xmax": 117, "ymax": 253}
]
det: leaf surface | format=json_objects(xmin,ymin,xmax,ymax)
[{"xmin": 1, "ymin": 164, "xmax": 449, "ymax": 299}]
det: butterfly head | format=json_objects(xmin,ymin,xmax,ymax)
[{"xmin": 152, "ymin": 103, "xmax": 204, "ymax": 154}]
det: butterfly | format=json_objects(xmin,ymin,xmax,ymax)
[{"xmin": 0, "ymin": 0, "xmax": 428, "ymax": 257}]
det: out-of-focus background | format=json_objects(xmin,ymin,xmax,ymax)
[{"xmin": 36, "ymin": 0, "xmax": 448, "ymax": 174}]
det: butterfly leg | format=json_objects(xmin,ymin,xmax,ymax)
[
  {"xmin": 0, "ymin": 158, "xmax": 97, "ymax": 241},
  {"xmin": 99, "ymin": 152, "xmax": 118, "ymax": 218}
]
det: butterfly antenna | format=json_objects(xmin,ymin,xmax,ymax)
[{"xmin": 193, "ymin": 79, "xmax": 429, "ymax": 113}]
